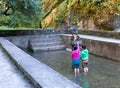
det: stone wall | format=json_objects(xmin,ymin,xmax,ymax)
[
  {"xmin": 61, "ymin": 34, "xmax": 120, "ymax": 62},
  {"xmin": 6, "ymin": 36, "xmax": 31, "ymax": 49},
  {"xmin": 78, "ymin": 30, "xmax": 120, "ymax": 40},
  {"xmin": 0, "ymin": 29, "xmax": 69, "ymax": 37},
  {"xmin": 2, "ymin": 30, "xmax": 120, "ymax": 62},
  {"xmin": 82, "ymin": 39, "xmax": 120, "ymax": 61},
  {"xmin": 0, "ymin": 29, "xmax": 120, "ymax": 39}
]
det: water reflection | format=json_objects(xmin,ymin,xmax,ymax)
[
  {"xmin": 72, "ymin": 72, "xmax": 89, "ymax": 88},
  {"xmin": 73, "ymin": 75, "xmax": 81, "ymax": 85},
  {"xmin": 81, "ymin": 73, "xmax": 89, "ymax": 88}
]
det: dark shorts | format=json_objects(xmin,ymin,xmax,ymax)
[
  {"xmin": 72, "ymin": 59, "xmax": 80, "ymax": 68},
  {"xmin": 82, "ymin": 61, "xmax": 88, "ymax": 68},
  {"xmin": 73, "ymin": 64, "xmax": 80, "ymax": 68}
]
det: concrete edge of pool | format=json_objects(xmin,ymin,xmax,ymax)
[
  {"xmin": 0, "ymin": 37, "xmax": 82, "ymax": 88},
  {"xmin": 61, "ymin": 34, "xmax": 120, "ymax": 62}
]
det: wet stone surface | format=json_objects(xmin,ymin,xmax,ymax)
[
  {"xmin": 0, "ymin": 46, "xmax": 35, "ymax": 88},
  {"xmin": 30, "ymin": 50, "xmax": 120, "ymax": 88}
]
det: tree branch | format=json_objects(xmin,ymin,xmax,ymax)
[{"xmin": 3, "ymin": 4, "xmax": 14, "ymax": 16}]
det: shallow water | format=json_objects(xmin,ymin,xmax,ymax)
[{"xmin": 30, "ymin": 50, "xmax": 120, "ymax": 88}]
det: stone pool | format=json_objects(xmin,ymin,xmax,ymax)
[{"xmin": 29, "ymin": 50, "xmax": 120, "ymax": 88}]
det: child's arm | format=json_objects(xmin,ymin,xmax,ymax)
[
  {"xmin": 71, "ymin": 51, "xmax": 75, "ymax": 59},
  {"xmin": 77, "ymin": 43, "xmax": 80, "ymax": 51}
]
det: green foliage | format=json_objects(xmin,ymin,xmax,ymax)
[
  {"xmin": 0, "ymin": 0, "xmax": 42, "ymax": 28},
  {"xmin": 117, "ymin": 5, "xmax": 120, "ymax": 12},
  {"xmin": 0, "ymin": 3, "xmax": 3, "ymax": 15},
  {"xmin": 65, "ymin": 0, "xmax": 69, "ymax": 7},
  {"xmin": 8, "ymin": 11, "xmax": 33, "ymax": 27},
  {"xmin": 54, "ymin": 10, "xmax": 68, "ymax": 23},
  {"xmin": 1, "ymin": 0, "xmax": 119, "ymax": 30},
  {"xmin": 92, "ymin": 0, "xmax": 102, "ymax": 3},
  {"xmin": 37, "ymin": 0, "xmax": 120, "ymax": 30},
  {"xmin": 42, "ymin": 0, "xmax": 64, "ymax": 18}
]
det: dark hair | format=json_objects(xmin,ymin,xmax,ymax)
[
  {"xmin": 74, "ymin": 44, "xmax": 78, "ymax": 50},
  {"xmin": 71, "ymin": 28, "xmax": 78, "ymax": 35},
  {"xmin": 82, "ymin": 45, "xmax": 86, "ymax": 49}
]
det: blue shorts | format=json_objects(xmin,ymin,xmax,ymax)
[{"xmin": 72, "ymin": 59, "xmax": 80, "ymax": 68}]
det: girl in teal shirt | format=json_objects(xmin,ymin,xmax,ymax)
[{"xmin": 80, "ymin": 45, "xmax": 89, "ymax": 73}]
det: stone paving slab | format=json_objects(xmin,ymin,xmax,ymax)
[
  {"xmin": 0, "ymin": 46, "xmax": 34, "ymax": 88},
  {"xmin": 0, "ymin": 37, "xmax": 81, "ymax": 88}
]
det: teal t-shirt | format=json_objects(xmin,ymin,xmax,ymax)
[{"xmin": 80, "ymin": 49, "xmax": 89, "ymax": 61}]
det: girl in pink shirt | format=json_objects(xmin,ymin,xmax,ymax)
[{"xmin": 71, "ymin": 44, "xmax": 80, "ymax": 76}]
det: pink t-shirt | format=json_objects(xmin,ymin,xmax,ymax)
[{"xmin": 71, "ymin": 44, "xmax": 80, "ymax": 60}]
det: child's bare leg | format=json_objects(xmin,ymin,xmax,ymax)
[
  {"xmin": 86, "ymin": 67, "xmax": 88, "ymax": 72},
  {"xmin": 84, "ymin": 67, "xmax": 88, "ymax": 73},
  {"xmin": 84, "ymin": 67, "xmax": 86, "ymax": 73},
  {"xmin": 77, "ymin": 68, "xmax": 79, "ymax": 74},
  {"xmin": 74, "ymin": 68, "xmax": 77, "ymax": 77}
]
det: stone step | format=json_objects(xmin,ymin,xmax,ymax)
[
  {"xmin": 29, "ymin": 38, "xmax": 62, "ymax": 44},
  {"xmin": 31, "ymin": 45, "xmax": 66, "ymax": 52},
  {"xmin": 28, "ymin": 35, "xmax": 66, "ymax": 52},
  {"xmin": 31, "ymin": 36, "xmax": 62, "ymax": 41},
  {"xmin": 30, "ymin": 35, "xmax": 61, "ymax": 39},
  {"xmin": 29, "ymin": 42, "xmax": 64, "ymax": 49}
]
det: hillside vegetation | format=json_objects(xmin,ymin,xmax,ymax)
[
  {"xmin": 0, "ymin": 0, "xmax": 120, "ymax": 30},
  {"xmin": 41, "ymin": 0, "xmax": 120, "ymax": 30}
]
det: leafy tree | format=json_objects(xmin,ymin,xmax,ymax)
[{"xmin": 0, "ymin": 0, "xmax": 42, "ymax": 28}]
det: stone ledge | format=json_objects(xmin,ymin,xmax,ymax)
[
  {"xmin": 0, "ymin": 38, "xmax": 81, "ymax": 88},
  {"xmin": 61, "ymin": 34, "xmax": 120, "ymax": 62},
  {"xmin": 78, "ymin": 30, "xmax": 120, "ymax": 40}
]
